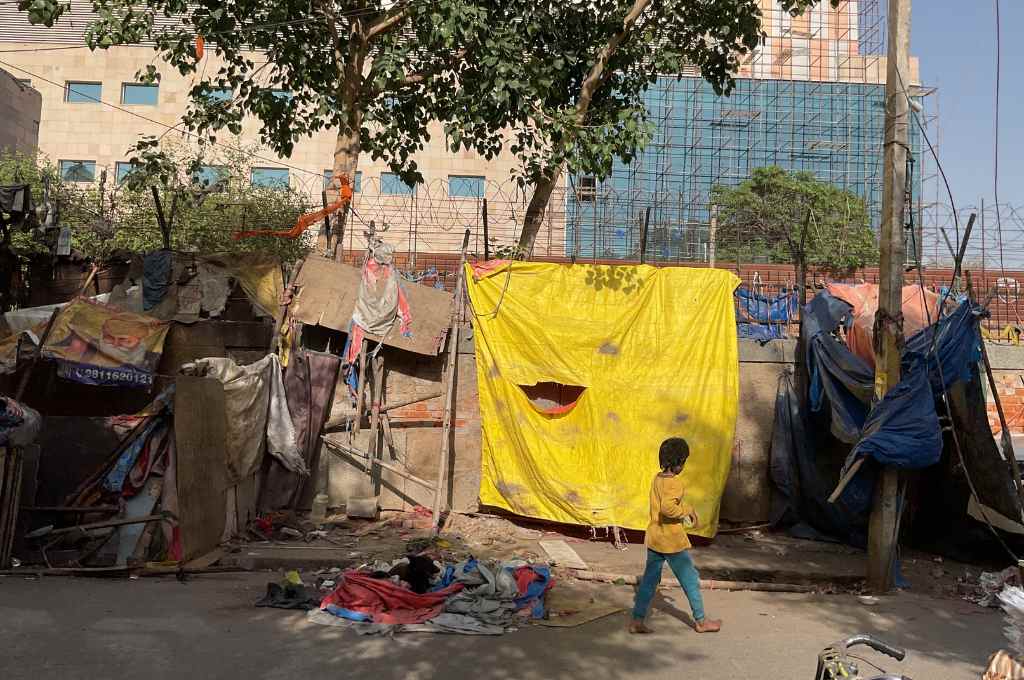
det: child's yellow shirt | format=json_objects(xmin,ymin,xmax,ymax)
[{"xmin": 645, "ymin": 473, "xmax": 694, "ymax": 553}]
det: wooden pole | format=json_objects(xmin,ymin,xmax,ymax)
[
  {"xmin": 867, "ymin": 0, "xmax": 912, "ymax": 594},
  {"xmin": 708, "ymin": 204, "xmax": 717, "ymax": 268},
  {"xmin": 367, "ymin": 352, "xmax": 384, "ymax": 495},
  {"xmin": 639, "ymin": 206, "xmax": 651, "ymax": 264},
  {"xmin": 350, "ymin": 339, "xmax": 369, "ymax": 442},
  {"xmin": 482, "ymin": 199, "xmax": 490, "ymax": 261},
  {"xmin": 432, "ymin": 229, "xmax": 470, "ymax": 531}
]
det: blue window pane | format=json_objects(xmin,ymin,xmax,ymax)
[
  {"xmin": 381, "ymin": 172, "xmax": 413, "ymax": 195},
  {"xmin": 323, "ymin": 170, "xmax": 362, "ymax": 193},
  {"xmin": 115, "ymin": 161, "xmax": 138, "ymax": 184},
  {"xmin": 448, "ymin": 175, "xmax": 484, "ymax": 198},
  {"xmin": 208, "ymin": 88, "xmax": 231, "ymax": 102},
  {"xmin": 65, "ymin": 82, "xmax": 101, "ymax": 103},
  {"xmin": 193, "ymin": 165, "xmax": 227, "ymax": 189},
  {"xmin": 271, "ymin": 89, "xmax": 292, "ymax": 102},
  {"xmin": 251, "ymin": 167, "xmax": 290, "ymax": 188},
  {"xmin": 122, "ymin": 83, "xmax": 159, "ymax": 106},
  {"xmin": 60, "ymin": 160, "xmax": 96, "ymax": 182}
]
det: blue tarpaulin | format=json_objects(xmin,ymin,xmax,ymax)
[
  {"xmin": 735, "ymin": 286, "xmax": 798, "ymax": 323},
  {"xmin": 771, "ymin": 290, "xmax": 984, "ymax": 544}
]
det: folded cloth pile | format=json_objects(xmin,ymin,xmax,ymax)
[{"xmin": 315, "ymin": 557, "xmax": 554, "ymax": 635}]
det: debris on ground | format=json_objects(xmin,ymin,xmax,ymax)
[
  {"xmin": 292, "ymin": 556, "xmax": 553, "ymax": 636},
  {"xmin": 962, "ymin": 566, "xmax": 1022, "ymax": 607}
]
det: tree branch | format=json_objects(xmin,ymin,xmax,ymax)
[
  {"xmin": 363, "ymin": 49, "xmax": 468, "ymax": 99},
  {"xmin": 366, "ymin": 3, "xmax": 411, "ymax": 41},
  {"xmin": 574, "ymin": 0, "xmax": 652, "ymax": 125}
]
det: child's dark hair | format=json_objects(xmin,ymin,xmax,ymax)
[{"xmin": 659, "ymin": 437, "xmax": 690, "ymax": 471}]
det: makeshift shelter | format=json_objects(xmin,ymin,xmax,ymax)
[
  {"xmin": 466, "ymin": 262, "xmax": 740, "ymax": 537},
  {"xmin": 771, "ymin": 286, "xmax": 1024, "ymax": 561}
]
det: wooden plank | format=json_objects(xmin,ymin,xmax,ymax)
[
  {"xmin": 432, "ymin": 230, "xmax": 470, "ymax": 531},
  {"xmin": 185, "ymin": 547, "xmax": 227, "ymax": 570},
  {"xmin": 289, "ymin": 257, "xmax": 453, "ymax": 357},
  {"xmin": 174, "ymin": 376, "xmax": 228, "ymax": 562},
  {"xmin": 539, "ymin": 539, "xmax": 588, "ymax": 570},
  {"xmin": 368, "ymin": 353, "xmax": 384, "ymax": 494}
]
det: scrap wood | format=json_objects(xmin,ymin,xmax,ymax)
[
  {"xmin": 569, "ymin": 570, "xmax": 816, "ymax": 593},
  {"xmin": 64, "ymin": 412, "xmax": 160, "ymax": 506},
  {"xmin": 538, "ymin": 539, "xmax": 588, "ymax": 570},
  {"xmin": 323, "ymin": 390, "xmax": 442, "ymax": 430},
  {"xmin": 40, "ymin": 513, "xmax": 168, "ymax": 538},
  {"xmin": 0, "ymin": 565, "xmax": 131, "ymax": 577}
]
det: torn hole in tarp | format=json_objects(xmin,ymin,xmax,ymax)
[{"xmin": 519, "ymin": 382, "xmax": 585, "ymax": 415}]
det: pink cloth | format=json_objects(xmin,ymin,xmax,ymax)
[
  {"xmin": 321, "ymin": 571, "xmax": 464, "ymax": 624},
  {"xmin": 470, "ymin": 260, "xmax": 510, "ymax": 279},
  {"xmin": 826, "ymin": 283, "xmax": 943, "ymax": 368}
]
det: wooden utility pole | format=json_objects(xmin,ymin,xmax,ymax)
[{"xmin": 868, "ymin": 0, "xmax": 912, "ymax": 593}]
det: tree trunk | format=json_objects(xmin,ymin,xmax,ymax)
[
  {"xmin": 516, "ymin": 0, "xmax": 651, "ymax": 257},
  {"xmin": 517, "ymin": 165, "xmax": 563, "ymax": 256},
  {"xmin": 327, "ymin": 19, "xmax": 368, "ymax": 259}
]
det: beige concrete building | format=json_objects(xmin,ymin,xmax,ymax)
[
  {"xmin": 0, "ymin": 67, "xmax": 42, "ymax": 155},
  {"xmin": 0, "ymin": 0, "xmax": 915, "ymax": 259}
]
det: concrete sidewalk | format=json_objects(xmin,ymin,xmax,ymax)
[{"xmin": 0, "ymin": 571, "xmax": 1001, "ymax": 680}]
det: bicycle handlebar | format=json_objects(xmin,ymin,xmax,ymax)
[{"xmin": 841, "ymin": 635, "xmax": 907, "ymax": 662}]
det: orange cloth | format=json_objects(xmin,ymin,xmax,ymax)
[
  {"xmin": 826, "ymin": 283, "xmax": 943, "ymax": 369},
  {"xmin": 235, "ymin": 177, "xmax": 353, "ymax": 239},
  {"xmin": 645, "ymin": 473, "xmax": 694, "ymax": 553}
]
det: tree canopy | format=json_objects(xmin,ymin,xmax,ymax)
[
  {"xmin": 711, "ymin": 165, "xmax": 878, "ymax": 276},
  {"xmin": 20, "ymin": 0, "xmax": 842, "ymax": 255},
  {"xmin": 442, "ymin": 0, "xmax": 839, "ymax": 253}
]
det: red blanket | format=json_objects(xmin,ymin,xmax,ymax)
[{"xmin": 321, "ymin": 571, "xmax": 464, "ymax": 624}]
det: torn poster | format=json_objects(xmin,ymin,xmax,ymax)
[{"xmin": 42, "ymin": 298, "xmax": 170, "ymax": 387}]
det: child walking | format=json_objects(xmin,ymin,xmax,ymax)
[{"xmin": 629, "ymin": 437, "xmax": 722, "ymax": 634}]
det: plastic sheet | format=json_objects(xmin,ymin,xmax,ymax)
[{"xmin": 466, "ymin": 262, "xmax": 739, "ymax": 535}]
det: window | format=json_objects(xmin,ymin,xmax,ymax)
[
  {"xmin": 251, "ymin": 167, "xmax": 289, "ymax": 188},
  {"xmin": 115, "ymin": 161, "xmax": 139, "ymax": 184},
  {"xmin": 16, "ymin": 78, "xmax": 31, "ymax": 87},
  {"xmin": 207, "ymin": 88, "xmax": 232, "ymax": 103},
  {"xmin": 323, "ymin": 170, "xmax": 361, "ymax": 193},
  {"xmin": 448, "ymin": 175, "xmax": 484, "ymax": 199},
  {"xmin": 270, "ymin": 89, "xmax": 292, "ymax": 102},
  {"xmin": 60, "ymin": 160, "xmax": 96, "ymax": 182},
  {"xmin": 122, "ymin": 83, "xmax": 159, "ymax": 106},
  {"xmin": 578, "ymin": 176, "xmax": 596, "ymax": 202},
  {"xmin": 65, "ymin": 81, "xmax": 101, "ymax": 103},
  {"xmin": 381, "ymin": 172, "xmax": 413, "ymax": 195},
  {"xmin": 193, "ymin": 165, "xmax": 228, "ymax": 190}
]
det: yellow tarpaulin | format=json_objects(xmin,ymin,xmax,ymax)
[{"xmin": 466, "ymin": 262, "xmax": 739, "ymax": 537}]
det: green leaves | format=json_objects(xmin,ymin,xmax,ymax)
[{"xmin": 714, "ymin": 165, "xmax": 877, "ymax": 274}]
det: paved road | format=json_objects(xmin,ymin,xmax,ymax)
[{"xmin": 0, "ymin": 572, "xmax": 1003, "ymax": 680}]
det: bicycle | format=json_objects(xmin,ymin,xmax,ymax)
[{"xmin": 815, "ymin": 635, "xmax": 909, "ymax": 680}]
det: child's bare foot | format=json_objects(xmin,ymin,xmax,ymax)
[
  {"xmin": 694, "ymin": 618, "xmax": 722, "ymax": 633},
  {"xmin": 628, "ymin": 620, "xmax": 654, "ymax": 634}
]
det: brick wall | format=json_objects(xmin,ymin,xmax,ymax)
[
  {"xmin": 333, "ymin": 250, "xmax": 1024, "ymax": 336},
  {"xmin": 986, "ymin": 373, "xmax": 1024, "ymax": 436}
]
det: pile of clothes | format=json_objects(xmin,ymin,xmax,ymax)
[
  {"xmin": 0, "ymin": 395, "xmax": 40, "ymax": 448},
  {"xmin": 297, "ymin": 556, "xmax": 553, "ymax": 636}
]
